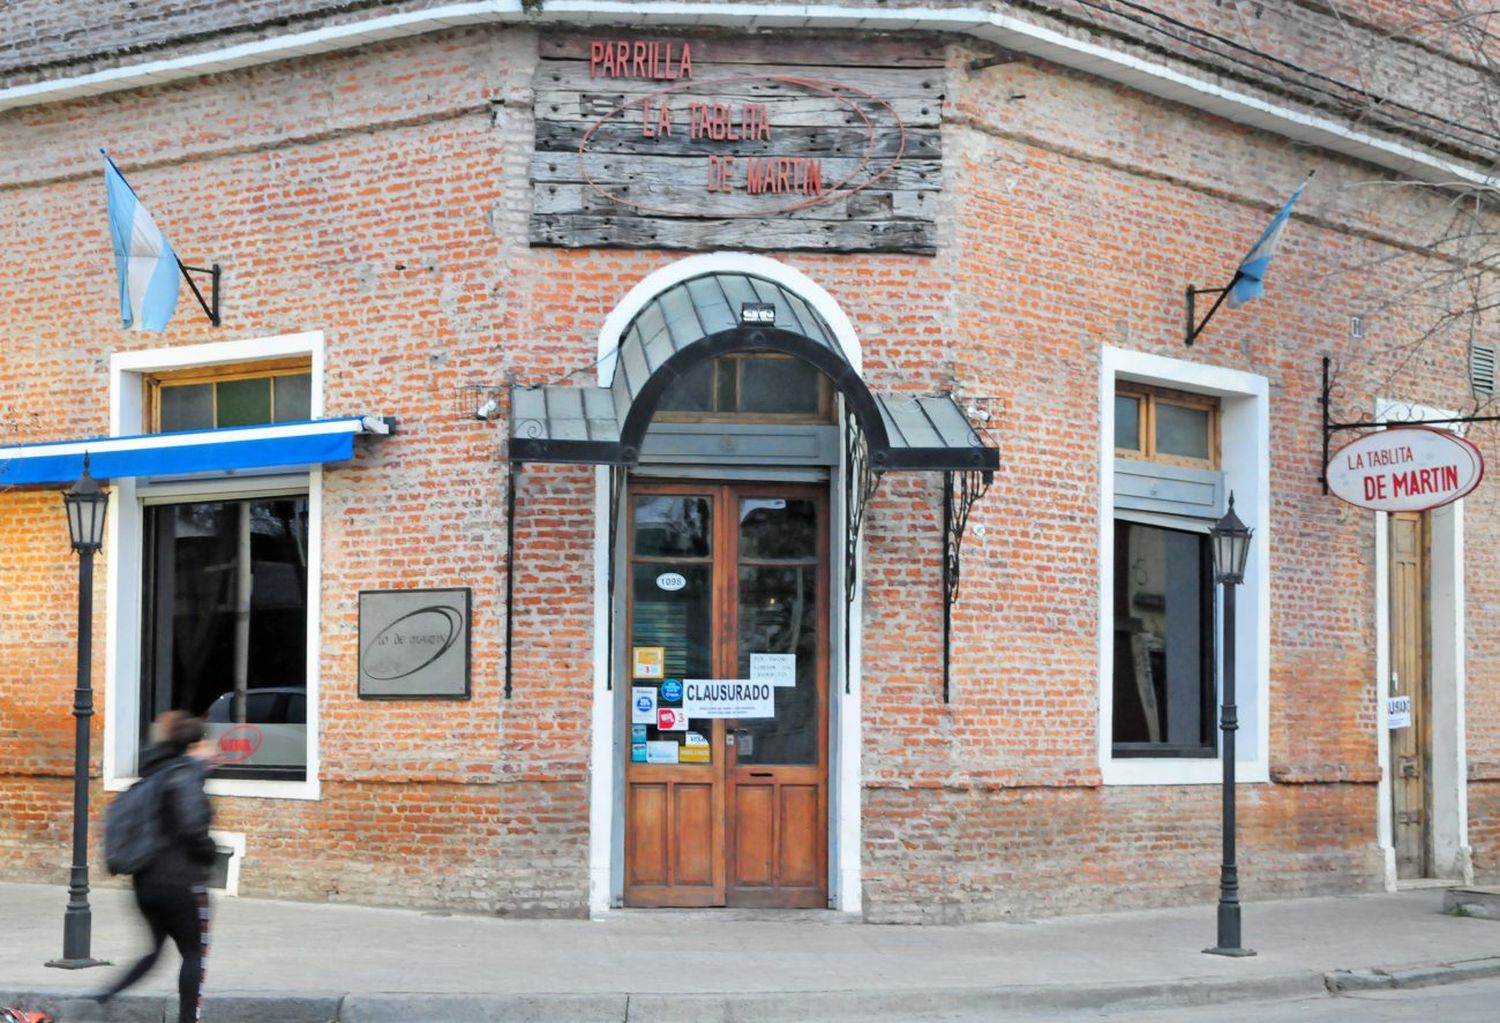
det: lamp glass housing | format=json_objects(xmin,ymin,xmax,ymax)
[
  {"xmin": 1209, "ymin": 495, "xmax": 1252, "ymax": 584},
  {"xmin": 63, "ymin": 464, "xmax": 108, "ymax": 554}
]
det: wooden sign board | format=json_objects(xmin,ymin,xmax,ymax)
[{"xmin": 530, "ymin": 33, "xmax": 945, "ymax": 254}]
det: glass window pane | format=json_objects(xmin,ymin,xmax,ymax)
[
  {"xmin": 736, "ymin": 357, "xmax": 821, "ymax": 415},
  {"xmin": 630, "ymin": 563, "xmax": 714, "ymax": 760},
  {"xmin": 632, "ymin": 496, "xmax": 711, "ymax": 558},
  {"xmin": 1112, "ymin": 521, "xmax": 1213, "ymax": 752},
  {"xmin": 273, "ymin": 373, "xmax": 312, "ymax": 422},
  {"xmin": 1156, "ymin": 402, "xmax": 1210, "ymax": 460},
  {"xmin": 217, "ymin": 377, "xmax": 273, "ymax": 427},
  {"xmin": 740, "ymin": 498, "xmax": 816, "ymax": 560},
  {"xmin": 1115, "ymin": 395, "xmax": 1141, "ymax": 451},
  {"xmin": 715, "ymin": 358, "xmax": 737, "ymax": 412},
  {"xmin": 145, "ymin": 497, "xmax": 309, "ymax": 777},
  {"xmin": 734, "ymin": 564, "xmax": 818, "ymax": 764},
  {"xmin": 158, "ymin": 383, "xmax": 213, "ymax": 433},
  {"xmin": 657, "ymin": 360, "xmax": 714, "ymax": 412}
]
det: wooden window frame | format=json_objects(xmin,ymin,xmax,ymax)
[
  {"xmin": 1115, "ymin": 383, "xmax": 1220, "ymax": 469},
  {"xmin": 654, "ymin": 354, "xmax": 835, "ymax": 425},
  {"xmin": 145, "ymin": 357, "xmax": 313, "ymax": 433}
]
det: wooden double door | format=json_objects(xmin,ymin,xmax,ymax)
[{"xmin": 624, "ymin": 481, "xmax": 829, "ymax": 908}]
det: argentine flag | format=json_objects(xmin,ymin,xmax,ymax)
[
  {"xmin": 103, "ymin": 152, "xmax": 180, "ymax": 332},
  {"xmin": 1226, "ymin": 175, "xmax": 1310, "ymax": 309}
]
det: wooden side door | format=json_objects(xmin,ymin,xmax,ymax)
[
  {"xmin": 1389, "ymin": 511, "xmax": 1431, "ymax": 879},
  {"xmin": 725, "ymin": 484, "xmax": 829, "ymax": 908},
  {"xmin": 623, "ymin": 481, "xmax": 829, "ymax": 909}
]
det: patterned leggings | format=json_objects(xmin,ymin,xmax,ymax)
[{"xmin": 99, "ymin": 881, "xmax": 209, "ymax": 1023}]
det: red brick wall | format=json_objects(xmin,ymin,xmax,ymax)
[{"xmin": 2, "ymin": 23, "xmax": 1496, "ymax": 919}]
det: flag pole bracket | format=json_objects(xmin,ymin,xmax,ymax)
[
  {"xmin": 179, "ymin": 262, "xmax": 221, "ymax": 327},
  {"xmin": 1185, "ymin": 278, "xmax": 1237, "ymax": 347}
]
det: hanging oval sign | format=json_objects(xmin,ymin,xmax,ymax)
[
  {"xmin": 656, "ymin": 572, "xmax": 687, "ymax": 592},
  {"xmin": 1325, "ymin": 426, "xmax": 1484, "ymax": 512}
]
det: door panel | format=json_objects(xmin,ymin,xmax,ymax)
[
  {"xmin": 1389, "ymin": 512, "xmax": 1431, "ymax": 879},
  {"xmin": 624, "ymin": 482, "xmax": 828, "ymax": 909}
]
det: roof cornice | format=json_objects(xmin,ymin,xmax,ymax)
[{"xmin": 1, "ymin": 0, "xmax": 1492, "ymax": 189}]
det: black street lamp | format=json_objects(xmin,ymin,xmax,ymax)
[
  {"xmin": 1204, "ymin": 492, "xmax": 1255, "ymax": 958},
  {"xmin": 46, "ymin": 454, "xmax": 109, "ymax": 970}
]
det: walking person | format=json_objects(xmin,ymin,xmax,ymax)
[{"xmin": 88, "ymin": 711, "xmax": 218, "ymax": 1022}]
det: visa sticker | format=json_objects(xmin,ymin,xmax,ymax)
[
  {"xmin": 631, "ymin": 743, "xmax": 647, "ymax": 763},
  {"xmin": 632, "ymin": 724, "xmax": 647, "ymax": 743}
]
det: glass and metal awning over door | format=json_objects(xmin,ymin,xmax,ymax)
[{"xmin": 504, "ymin": 272, "xmax": 999, "ymax": 703}]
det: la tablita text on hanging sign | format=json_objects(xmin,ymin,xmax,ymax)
[
  {"xmin": 588, "ymin": 38, "xmax": 828, "ymax": 197},
  {"xmin": 1324, "ymin": 426, "xmax": 1484, "ymax": 512}
]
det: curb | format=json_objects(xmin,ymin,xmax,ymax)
[
  {"xmin": 1324, "ymin": 956, "xmax": 1500, "ymax": 993},
  {"xmin": 9, "ymin": 961, "xmax": 1499, "ymax": 1022}
]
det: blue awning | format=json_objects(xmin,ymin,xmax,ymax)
[{"xmin": 0, "ymin": 416, "xmax": 393, "ymax": 486}]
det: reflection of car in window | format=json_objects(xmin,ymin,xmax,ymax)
[
  {"xmin": 205, "ymin": 687, "xmax": 306, "ymax": 725},
  {"xmin": 202, "ymin": 686, "xmax": 308, "ymax": 778}
]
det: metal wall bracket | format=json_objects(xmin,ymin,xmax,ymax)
[
  {"xmin": 942, "ymin": 468, "xmax": 992, "ymax": 703},
  {"xmin": 605, "ymin": 465, "xmax": 625, "ymax": 692},
  {"xmin": 1185, "ymin": 279, "xmax": 1238, "ymax": 346},
  {"xmin": 1319, "ymin": 355, "xmax": 1500, "ymax": 493},
  {"xmin": 179, "ymin": 262, "xmax": 221, "ymax": 327},
  {"xmin": 844, "ymin": 409, "xmax": 884, "ymax": 695}
]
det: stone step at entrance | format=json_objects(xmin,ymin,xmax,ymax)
[{"xmin": 1443, "ymin": 887, "xmax": 1500, "ymax": 920}]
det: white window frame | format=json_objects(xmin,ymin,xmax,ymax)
[
  {"xmin": 1099, "ymin": 347, "xmax": 1269, "ymax": 785},
  {"xmin": 104, "ymin": 331, "xmax": 325, "ymax": 800}
]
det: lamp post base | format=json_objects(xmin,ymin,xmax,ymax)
[
  {"xmin": 44, "ymin": 957, "xmax": 109, "ymax": 970},
  {"xmin": 1202, "ymin": 946, "xmax": 1257, "ymax": 957}
]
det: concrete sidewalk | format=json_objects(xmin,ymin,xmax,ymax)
[{"xmin": 2, "ymin": 883, "xmax": 1498, "ymax": 1022}]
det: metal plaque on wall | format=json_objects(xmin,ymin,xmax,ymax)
[
  {"xmin": 358, "ymin": 588, "xmax": 471, "ymax": 699},
  {"xmin": 530, "ymin": 32, "xmax": 944, "ymax": 254}
]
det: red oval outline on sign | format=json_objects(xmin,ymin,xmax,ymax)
[
  {"xmin": 576, "ymin": 73, "xmax": 908, "ymax": 218},
  {"xmin": 1325, "ymin": 425, "xmax": 1485, "ymax": 512},
  {"xmin": 216, "ymin": 723, "xmax": 263, "ymax": 765}
]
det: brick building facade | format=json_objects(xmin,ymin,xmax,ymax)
[{"xmin": 1, "ymin": 1, "xmax": 1496, "ymax": 922}]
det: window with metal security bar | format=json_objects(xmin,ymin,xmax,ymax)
[{"xmin": 1471, "ymin": 344, "xmax": 1495, "ymax": 399}]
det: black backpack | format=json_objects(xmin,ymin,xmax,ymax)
[{"xmin": 103, "ymin": 769, "xmax": 168, "ymax": 875}]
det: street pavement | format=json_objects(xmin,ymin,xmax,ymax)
[{"xmin": 1, "ymin": 882, "xmax": 1497, "ymax": 1022}]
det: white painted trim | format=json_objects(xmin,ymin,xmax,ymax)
[
  {"xmin": 594, "ymin": 252, "xmax": 863, "ymax": 385},
  {"xmin": 208, "ymin": 829, "xmax": 245, "ymax": 896},
  {"xmin": 588, "ymin": 257, "xmax": 864, "ymax": 912},
  {"xmin": 0, "ymin": 416, "xmax": 370, "ymax": 463},
  {"xmin": 588, "ymin": 465, "xmax": 615, "ymax": 915},
  {"xmin": 104, "ymin": 332, "xmax": 325, "ymax": 801},
  {"xmin": 1373, "ymin": 399, "xmax": 1471, "ymax": 886},
  {"xmin": 1098, "ymin": 347, "xmax": 1270, "ymax": 786},
  {"xmin": 4, "ymin": 3, "xmax": 1490, "ymax": 190}
]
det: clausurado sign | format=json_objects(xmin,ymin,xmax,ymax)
[{"xmin": 1325, "ymin": 426, "xmax": 1484, "ymax": 512}]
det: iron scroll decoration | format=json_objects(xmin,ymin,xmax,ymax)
[
  {"xmin": 942, "ymin": 468, "xmax": 992, "ymax": 703},
  {"xmin": 843, "ymin": 407, "xmax": 884, "ymax": 695},
  {"xmin": 1319, "ymin": 355, "xmax": 1500, "ymax": 494}
]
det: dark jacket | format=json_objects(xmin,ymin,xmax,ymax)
[{"xmin": 135, "ymin": 744, "xmax": 217, "ymax": 887}]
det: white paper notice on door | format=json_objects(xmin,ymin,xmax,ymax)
[
  {"xmin": 631, "ymin": 686, "xmax": 658, "ymax": 725},
  {"xmin": 750, "ymin": 653, "xmax": 797, "ymax": 687},
  {"xmin": 683, "ymin": 680, "xmax": 774, "ymax": 718},
  {"xmin": 1387, "ymin": 695, "xmax": 1412, "ymax": 730}
]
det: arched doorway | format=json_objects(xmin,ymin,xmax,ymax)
[{"xmin": 506, "ymin": 259, "xmax": 996, "ymax": 910}]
